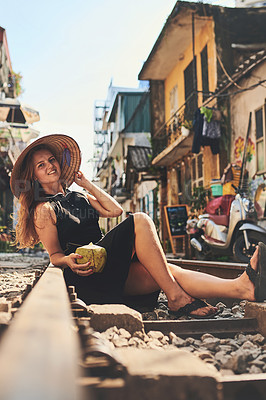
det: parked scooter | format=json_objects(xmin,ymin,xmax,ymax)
[{"xmin": 186, "ymin": 189, "xmax": 266, "ymax": 263}]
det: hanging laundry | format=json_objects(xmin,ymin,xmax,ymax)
[
  {"xmin": 201, "ymin": 136, "xmax": 220, "ymax": 155},
  {"xmin": 192, "ymin": 108, "xmax": 220, "ymax": 155},
  {"xmin": 202, "ymin": 116, "xmax": 221, "ymax": 139},
  {"xmin": 192, "ymin": 108, "xmax": 204, "ymax": 154},
  {"xmin": 200, "ymin": 106, "xmax": 213, "ymax": 123}
]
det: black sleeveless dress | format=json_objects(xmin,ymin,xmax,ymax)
[{"xmin": 46, "ymin": 190, "xmax": 159, "ymax": 306}]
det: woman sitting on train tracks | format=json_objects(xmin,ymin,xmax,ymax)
[{"xmin": 10, "ymin": 134, "xmax": 266, "ymax": 318}]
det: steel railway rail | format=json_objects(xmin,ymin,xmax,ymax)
[
  {"xmin": 0, "ymin": 260, "xmax": 265, "ymax": 400},
  {"xmin": 0, "ymin": 266, "xmax": 82, "ymax": 400}
]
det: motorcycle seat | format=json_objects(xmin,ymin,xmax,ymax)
[{"xmin": 209, "ymin": 214, "xmax": 229, "ymax": 226}]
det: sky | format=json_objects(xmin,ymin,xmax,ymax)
[{"xmin": 0, "ymin": 0, "xmax": 235, "ymax": 179}]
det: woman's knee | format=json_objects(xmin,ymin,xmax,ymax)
[
  {"xmin": 133, "ymin": 212, "xmax": 153, "ymax": 229},
  {"xmin": 168, "ymin": 263, "xmax": 182, "ymax": 275}
]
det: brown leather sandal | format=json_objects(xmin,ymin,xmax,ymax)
[
  {"xmin": 169, "ymin": 299, "xmax": 218, "ymax": 319},
  {"xmin": 245, "ymin": 242, "xmax": 266, "ymax": 302}
]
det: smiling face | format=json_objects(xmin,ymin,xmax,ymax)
[{"xmin": 32, "ymin": 149, "xmax": 61, "ymax": 189}]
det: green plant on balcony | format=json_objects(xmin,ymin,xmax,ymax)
[
  {"xmin": 181, "ymin": 119, "xmax": 193, "ymax": 130},
  {"xmin": 181, "ymin": 119, "xmax": 193, "ymax": 137}
]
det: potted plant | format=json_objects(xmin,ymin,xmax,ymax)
[{"xmin": 181, "ymin": 119, "xmax": 193, "ymax": 137}]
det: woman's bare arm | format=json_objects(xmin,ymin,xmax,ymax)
[
  {"xmin": 34, "ymin": 202, "xmax": 93, "ymax": 276},
  {"xmin": 74, "ymin": 171, "xmax": 123, "ymax": 218}
]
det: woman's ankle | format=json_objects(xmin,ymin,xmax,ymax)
[
  {"xmin": 167, "ymin": 289, "xmax": 192, "ymax": 307},
  {"xmin": 237, "ymin": 273, "xmax": 255, "ymax": 301}
]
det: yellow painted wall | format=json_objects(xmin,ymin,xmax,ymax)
[
  {"xmin": 164, "ymin": 19, "xmax": 220, "ymax": 186},
  {"xmin": 164, "ymin": 19, "xmax": 216, "ymax": 121}
]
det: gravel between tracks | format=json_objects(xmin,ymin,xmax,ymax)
[
  {"xmin": 1, "ymin": 253, "xmax": 265, "ymax": 376},
  {"xmin": 0, "ymin": 253, "xmax": 49, "ymax": 301},
  {"xmin": 98, "ymin": 327, "xmax": 266, "ymax": 375}
]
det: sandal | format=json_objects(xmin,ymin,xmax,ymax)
[
  {"xmin": 169, "ymin": 298, "xmax": 218, "ymax": 319},
  {"xmin": 245, "ymin": 242, "xmax": 266, "ymax": 302}
]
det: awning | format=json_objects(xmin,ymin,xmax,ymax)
[
  {"xmin": 0, "ymin": 98, "xmax": 40, "ymax": 124},
  {"xmin": 0, "ymin": 122, "xmax": 39, "ymax": 143},
  {"xmin": 152, "ymin": 132, "xmax": 193, "ymax": 167},
  {"xmin": 126, "ymin": 145, "xmax": 152, "ymax": 171}
]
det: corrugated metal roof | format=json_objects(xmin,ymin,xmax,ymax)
[
  {"xmin": 127, "ymin": 145, "xmax": 152, "ymax": 171},
  {"xmin": 215, "ymin": 49, "xmax": 266, "ymax": 93}
]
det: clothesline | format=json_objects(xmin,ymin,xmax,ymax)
[{"xmin": 201, "ymin": 79, "xmax": 266, "ymax": 107}]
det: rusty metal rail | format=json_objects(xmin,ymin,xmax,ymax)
[
  {"xmin": 144, "ymin": 318, "xmax": 259, "ymax": 338},
  {"xmin": 167, "ymin": 257, "xmax": 246, "ymax": 279},
  {"xmin": 0, "ymin": 265, "xmax": 82, "ymax": 400},
  {"xmin": 1, "ymin": 259, "xmax": 266, "ymax": 400}
]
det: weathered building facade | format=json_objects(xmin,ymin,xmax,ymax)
[
  {"xmin": 0, "ymin": 27, "xmax": 16, "ymax": 228},
  {"xmin": 138, "ymin": 1, "xmax": 266, "ymax": 249},
  {"xmin": 93, "ymin": 83, "xmax": 158, "ymax": 233},
  {"xmin": 0, "ymin": 27, "xmax": 15, "ymax": 99},
  {"xmin": 0, "ymin": 27, "xmax": 40, "ymax": 231},
  {"xmin": 219, "ymin": 50, "xmax": 266, "ymax": 223}
]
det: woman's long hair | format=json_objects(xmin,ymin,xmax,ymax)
[{"xmin": 14, "ymin": 144, "xmax": 60, "ymax": 249}]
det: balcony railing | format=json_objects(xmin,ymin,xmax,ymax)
[{"xmin": 152, "ymin": 93, "xmax": 197, "ymax": 159}]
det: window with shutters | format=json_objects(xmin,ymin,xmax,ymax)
[
  {"xmin": 201, "ymin": 45, "xmax": 209, "ymax": 101},
  {"xmin": 191, "ymin": 153, "xmax": 204, "ymax": 190},
  {"xmin": 184, "ymin": 57, "xmax": 198, "ymax": 119}
]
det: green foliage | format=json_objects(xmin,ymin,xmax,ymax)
[
  {"xmin": 147, "ymin": 153, "xmax": 160, "ymax": 175},
  {"xmin": 190, "ymin": 186, "xmax": 211, "ymax": 212},
  {"xmin": 182, "ymin": 119, "xmax": 193, "ymax": 130},
  {"xmin": 0, "ymin": 240, "xmax": 16, "ymax": 253},
  {"xmin": 200, "ymin": 107, "xmax": 213, "ymax": 123},
  {"xmin": 12, "ymin": 70, "xmax": 24, "ymax": 97}
]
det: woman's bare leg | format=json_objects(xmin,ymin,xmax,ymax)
[
  {"xmin": 132, "ymin": 212, "xmax": 193, "ymax": 310},
  {"xmin": 129, "ymin": 213, "xmax": 256, "ymax": 311},
  {"xmin": 124, "ymin": 260, "xmax": 216, "ymax": 316},
  {"xmin": 131, "ymin": 213, "xmax": 217, "ymax": 313},
  {"xmin": 168, "ymin": 249, "xmax": 257, "ymax": 302}
]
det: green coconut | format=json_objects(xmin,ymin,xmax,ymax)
[{"xmin": 75, "ymin": 242, "xmax": 107, "ymax": 273}]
